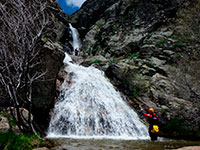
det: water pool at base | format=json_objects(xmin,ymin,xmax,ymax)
[{"xmin": 49, "ymin": 138, "xmax": 200, "ymax": 150}]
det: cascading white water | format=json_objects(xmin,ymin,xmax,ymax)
[
  {"xmin": 69, "ymin": 23, "xmax": 81, "ymax": 51},
  {"xmin": 47, "ymin": 59, "xmax": 149, "ymax": 139},
  {"xmin": 47, "ymin": 24, "xmax": 149, "ymax": 140}
]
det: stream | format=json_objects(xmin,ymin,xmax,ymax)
[{"xmin": 49, "ymin": 138, "xmax": 200, "ymax": 150}]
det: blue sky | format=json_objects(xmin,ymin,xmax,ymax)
[{"xmin": 57, "ymin": 0, "xmax": 87, "ymax": 14}]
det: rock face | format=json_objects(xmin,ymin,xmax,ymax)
[
  {"xmin": 80, "ymin": 0, "xmax": 176, "ymax": 57},
  {"xmin": 31, "ymin": 41, "xmax": 64, "ymax": 131},
  {"xmin": 70, "ymin": 0, "xmax": 119, "ymax": 38},
  {"xmin": 68, "ymin": 0, "xmax": 200, "ymax": 139},
  {"xmin": 43, "ymin": 1, "xmax": 74, "ymax": 54}
]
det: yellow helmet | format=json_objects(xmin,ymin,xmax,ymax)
[{"xmin": 148, "ymin": 108, "xmax": 154, "ymax": 113}]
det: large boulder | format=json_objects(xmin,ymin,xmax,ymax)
[{"xmin": 31, "ymin": 41, "xmax": 64, "ymax": 132}]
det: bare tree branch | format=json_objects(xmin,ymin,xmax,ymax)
[{"xmin": 0, "ymin": 0, "xmax": 49, "ymax": 133}]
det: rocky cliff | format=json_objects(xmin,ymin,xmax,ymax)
[{"xmin": 66, "ymin": 0, "xmax": 200, "ymax": 139}]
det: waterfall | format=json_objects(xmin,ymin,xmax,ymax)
[
  {"xmin": 69, "ymin": 23, "xmax": 81, "ymax": 55},
  {"xmin": 47, "ymin": 24, "xmax": 149, "ymax": 140}
]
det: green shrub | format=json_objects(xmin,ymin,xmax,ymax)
[
  {"xmin": 162, "ymin": 118, "xmax": 200, "ymax": 138},
  {"xmin": 96, "ymin": 21, "xmax": 105, "ymax": 29},
  {"xmin": 90, "ymin": 42, "xmax": 101, "ymax": 55},
  {"xmin": 0, "ymin": 130, "xmax": 43, "ymax": 150},
  {"xmin": 155, "ymin": 39, "xmax": 167, "ymax": 47},
  {"xmin": 108, "ymin": 59, "xmax": 118, "ymax": 65},
  {"xmin": 145, "ymin": 62, "xmax": 154, "ymax": 68},
  {"xmin": 41, "ymin": 35, "xmax": 48, "ymax": 42},
  {"xmin": 196, "ymin": 130, "xmax": 200, "ymax": 137},
  {"xmin": 146, "ymin": 33, "xmax": 152, "ymax": 39},
  {"xmin": 161, "ymin": 108, "xmax": 169, "ymax": 115},
  {"xmin": 171, "ymin": 35, "xmax": 188, "ymax": 47},
  {"xmin": 89, "ymin": 59, "xmax": 103, "ymax": 66},
  {"xmin": 119, "ymin": 16, "xmax": 128, "ymax": 24},
  {"xmin": 129, "ymin": 52, "xmax": 140, "ymax": 60},
  {"xmin": 113, "ymin": 24, "xmax": 120, "ymax": 31},
  {"xmin": 162, "ymin": 118, "xmax": 187, "ymax": 135},
  {"xmin": 175, "ymin": 52, "xmax": 183, "ymax": 56},
  {"xmin": 172, "ymin": 41, "xmax": 184, "ymax": 47},
  {"xmin": 0, "ymin": 112, "xmax": 16, "ymax": 128},
  {"xmin": 130, "ymin": 85, "xmax": 147, "ymax": 98},
  {"xmin": 124, "ymin": 72, "xmax": 148, "ymax": 98}
]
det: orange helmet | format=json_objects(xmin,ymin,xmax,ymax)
[{"xmin": 148, "ymin": 108, "xmax": 154, "ymax": 113}]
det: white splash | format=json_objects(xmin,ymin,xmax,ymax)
[{"xmin": 63, "ymin": 53, "xmax": 72, "ymax": 64}]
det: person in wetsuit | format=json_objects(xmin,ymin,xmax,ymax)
[{"xmin": 141, "ymin": 108, "xmax": 160, "ymax": 141}]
